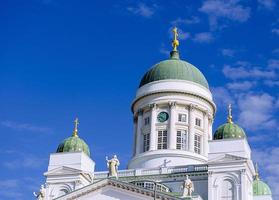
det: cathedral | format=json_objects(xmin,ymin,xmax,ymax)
[{"xmin": 34, "ymin": 28, "xmax": 273, "ymax": 200}]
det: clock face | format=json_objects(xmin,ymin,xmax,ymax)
[{"xmin": 157, "ymin": 112, "xmax": 169, "ymax": 122}]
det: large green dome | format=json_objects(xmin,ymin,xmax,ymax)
[
  {"xmin": 139, "ymin": 51, "xmax": 209, "ymax": 89},
  {"xmin": 253, "ymin": 179, "xmax": 272, "ymax": 196},
  {"xmin": 56, "ymin": 136, "xmax": 90, "ymax": 156},
  {"xmin": 213, "ymin": 122, "xmax": 246, "ymax": 140}
]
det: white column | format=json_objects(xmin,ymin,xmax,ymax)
[
  {"xmin": 208, "ymin": 114, "xmax": 213, "ymax": 140},
  {"xmin": 189, "ymin": 104, "xmax": 195, "ymax": 152},
  {"xmin": 203, "ymin": 111, "xmax": 209, "ymax": 157},
  {"xmin": 240, "ymin": 169, "xmax": 246, "ymax": 200},
  {"xmin": 136, "ymin": 109, "xmax": 143, "ymax": 155},
  {"xmin": 149, "ymin": 103, "xmax": 157, "ymax": 151},
  {"xmin": 132, "ymin": 116, "xmax": 137, "ymax": 156},
  {"xmin": 169, "ymin": 101, "xmax": 176, "ymax": 149}
]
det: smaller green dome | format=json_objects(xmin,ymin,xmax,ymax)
[
  {"xmin": 253, "ymin": 180, "xmax": 272, "ymax": 196},
  {"xmin": 213, "ymin": 122, "xmax": 246, "ymax": 140},
  {"xmin": 56, "ymin": 136, "xmax": 90, "ymax": 156},
  {"xmin": 56, "ymin": 118, "xmax": 90, "ymax": 156}
]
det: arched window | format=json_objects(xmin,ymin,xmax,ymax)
[{"xmin": 221, "ymin": 179, "xmax": 234, "ymax": 200}]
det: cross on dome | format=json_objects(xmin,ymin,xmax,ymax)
[
  {"xmin": 172, "ymin": 27, "xmax": 179, "ymax": 52},
  {"xmin": 73, "ymin": 118, "xmax": 79, "ymax": 137},
  {"xmin": 227, "ymin": 104, "xmax": 233, "ymax": 124}
]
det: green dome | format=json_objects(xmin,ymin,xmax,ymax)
[
  {"xmin": 139, "ymin": 51, "xmax": 209, "ymax": 89},
  {"xmin": 253, "ymin": 179, "xmax": 272, "ymax": 196},
  {"xmin": 56, "ymin": 136, "xmax": 90, "ymax": 156},
  {"xmin": 213, "ymin": 122, "xmax": 246, "ymax": 140}
]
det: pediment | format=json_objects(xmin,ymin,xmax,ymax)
[
  {"xmin": 44, "ymin": 166, "xmax": 83, "ymax": 176},
  {"xmin": 55, "ymin": 179, "xmax": 181, "ymax": 200},
  {"xmin": 208, "ymin": 154, "xmax": 246, "ymax": 163}
]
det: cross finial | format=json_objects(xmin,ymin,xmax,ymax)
[
  {"xmin": 172, "ymin": 27, "xmax": 179, "ymax": 51},
  {"xmin": 73, "ymin": 118, "xmax": 79, "ymax": 137},
  {"xmin": 227, "ymin": 104, "xmax": 233, "ymax": 124},
  {"xmin": 255, "ymin": 163, "xmax": 260, "ymax": 180}
]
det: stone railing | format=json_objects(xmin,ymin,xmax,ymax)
[{"xmin": 94, "ymin": 164, "xmax": 207, "ymax": 180}]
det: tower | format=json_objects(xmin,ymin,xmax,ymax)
[
  {"xmin": 43, "ymin": 119, "xmax": 95, "ymax": 199},
  {"xmin": 128, "ymin": 27, "xmax": 216, "ymax": 169}
]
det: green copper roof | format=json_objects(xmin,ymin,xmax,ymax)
[
  {"xmin": 253, "ymin": 179, "xmax": 272, "ymax": 196},
  {"xmin": 213, "ymin": 122, "xmax": 246, "ymax": 140},
  {"xmin": 56, "ymin": 136, "xmax": 90, "ymax": 156},
  {"xmin": 139, "ymin": 51, "xmax": 209, "ymax": 89}
]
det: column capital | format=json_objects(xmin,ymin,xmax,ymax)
[
  {"xmin": 168, "ymin": 101, "xmax": 176, "ymax": 108},
  {"xmin": 149, "ymin": 103, "xmax": 157, "ymax": 110},
  {"xmin": 137, "ymin": 109, "xmax": 143, "ymax": 116},
  {"xmin": 189, "ymin": 104, "xmax": 196, "ymax": 111}
]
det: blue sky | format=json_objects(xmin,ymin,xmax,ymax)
[{"xmin": 0, "ymin": 0, "xmax": 278, "ymax": 199}]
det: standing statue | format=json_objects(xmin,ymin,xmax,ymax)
[
  {"xmin": 182, "ymin": 175, "xmax": 194, "ymax": 197},
  {"xmin": 33, "ymin": 184, "xmax": 46, "ymax": 200},
  {"xmin": 106, "ymin": 155, "xmax": 120, "ymax": 178}
]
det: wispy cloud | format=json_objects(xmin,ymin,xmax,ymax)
[
  {"xmin": 272, "ymin": 28, "xmax": 279, "ymax": 35},
  {"xmin": 237, "ymin": 93, "xmax": 277, "ymax": 131},
  {"xmin": 199, "ymin": 0, "xmax": 250, "ymax": 29},
  {"xmin": 1, "ymin": 120, "xmax": 51, "ymax": 134},
  {"xmin": 221, "ymin": 48, "xmax": 235, "ymax": 57},
  {"xmin": 192, "ymin": 32, "xmax": 214, "ymax": 43},
  {"xmin": 268, "ymin": 59, "xmax": 279, "ymax": 69},
  {"xmin": 3, "ymin": 154, "xmax": 46, "ymax": 170},
  {"xmin": 127, "ymin": 3, "xmax": 157, "ymax": 18},
  {"xmin": 222, "ymin": 64, "xmax": 276, "ymax": 80},
  {"xmin": 171, "ymin": 16, "xmax": 200, "ymax": 25},
  {"xmin": 226, "ymin": 81, "xmax": 255, "ymax": 91},
  {"xmin": 258, "ymin": 0, "xmax": 276, "ymax": 10},
  {"xmin": 211, "ymin": 86, "xmax": 235, "ymax": 107}
]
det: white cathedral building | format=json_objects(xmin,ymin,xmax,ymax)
[{"xmin": 35, "ymin": 28, "xmax": 273, "ymax": 200}]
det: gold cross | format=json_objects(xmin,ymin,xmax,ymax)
[
  {"xmin": 73, "ymin": 118, "xmax": 79, "ymax": 137},
  {"xmin": 172, "ymin": 27, "xmax": 179, "ymax": 51},
  {"xmin": 227, "ymin": 104, "xmax": 233, "ymax": 123}
]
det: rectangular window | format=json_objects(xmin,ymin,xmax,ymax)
[
  {"xmin": 194, "ymin": 134, "xmax": 201, "ymax": 154},
  {"xmin": 176, "ymin": 130, "xmax": 187, "ymax": 150},
  {"xmin": 195, "ymin": 118, "xmax": 201, "ymax": 127},
  {"xmin": 144, "ymin": 117, "xmax": 150, "ymax": 126},
  {"xmin": 178, "ymin": 114, "xmax": 187, "ymax": 122},
  {"xmin": 157, "ymin": 130, "xmax": 168, "ymax": 149},
  {"xmin": 143, "ymin": 133, "xmax": 150, "ymax": 152}
]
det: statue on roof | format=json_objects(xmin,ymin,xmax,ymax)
[
  {"xmin": 33, "ymin": 184, "xmax": 46, "ymax": 200},
  {"xmin": 182, "ymin": 175, "xmax": 194, "ymax": 197},
  {"xmin": 106, "ymin": 155, "xmax": 120, "ymax": 179}
]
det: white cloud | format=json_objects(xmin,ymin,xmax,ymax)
[
  {"xmin": 227, "ymin": 81, "xmax": 255, "ymax": 90},
  {"xmin": 264, "ymin": 80, "xmax": 279, "ymax": 87},
  {"xmin": 127, "ymin": 3, "xmax": 156, "ymax": 18},
  {"xmin": 272, "ymin": 28, "xmax": 279, "ymax": 35},
  {"xmin": 171, "ymin": 16, "xmax": 200, "ymax": 25},
  {"xmin": 1, "ymin": 120, "xmax": 51, "ymax": 134},
  {"xmin": 237, "ymin": 93, "xmax": 277, "ymax": 131},
  {"xmin": 199, "ymin": 0, "xmax": 250, "ymax": 29},
  {"xmin": 192, "ymin": 32, "xmax": 214, "ymax": 43},
  {"xmin": 211, "ymin": 87, "xmax": 234, "ymax": 108},
  {"xmin": 258, "ymin": 0, "xmax": 276, "ymax": 10},
  {"xmin": 221, "ymin": 48, "xmax": 235, "ymax": 57},
  {"xmin": 3, "ymin": 155, "xmax": 46, "ymax": 170},
  {"xmin": 223, "ymin": 64, "xmax": 276, "ymax": 80},
  {"xmin": 268, "ymin": 59, "xmax": 279, "ymax": 69}
]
